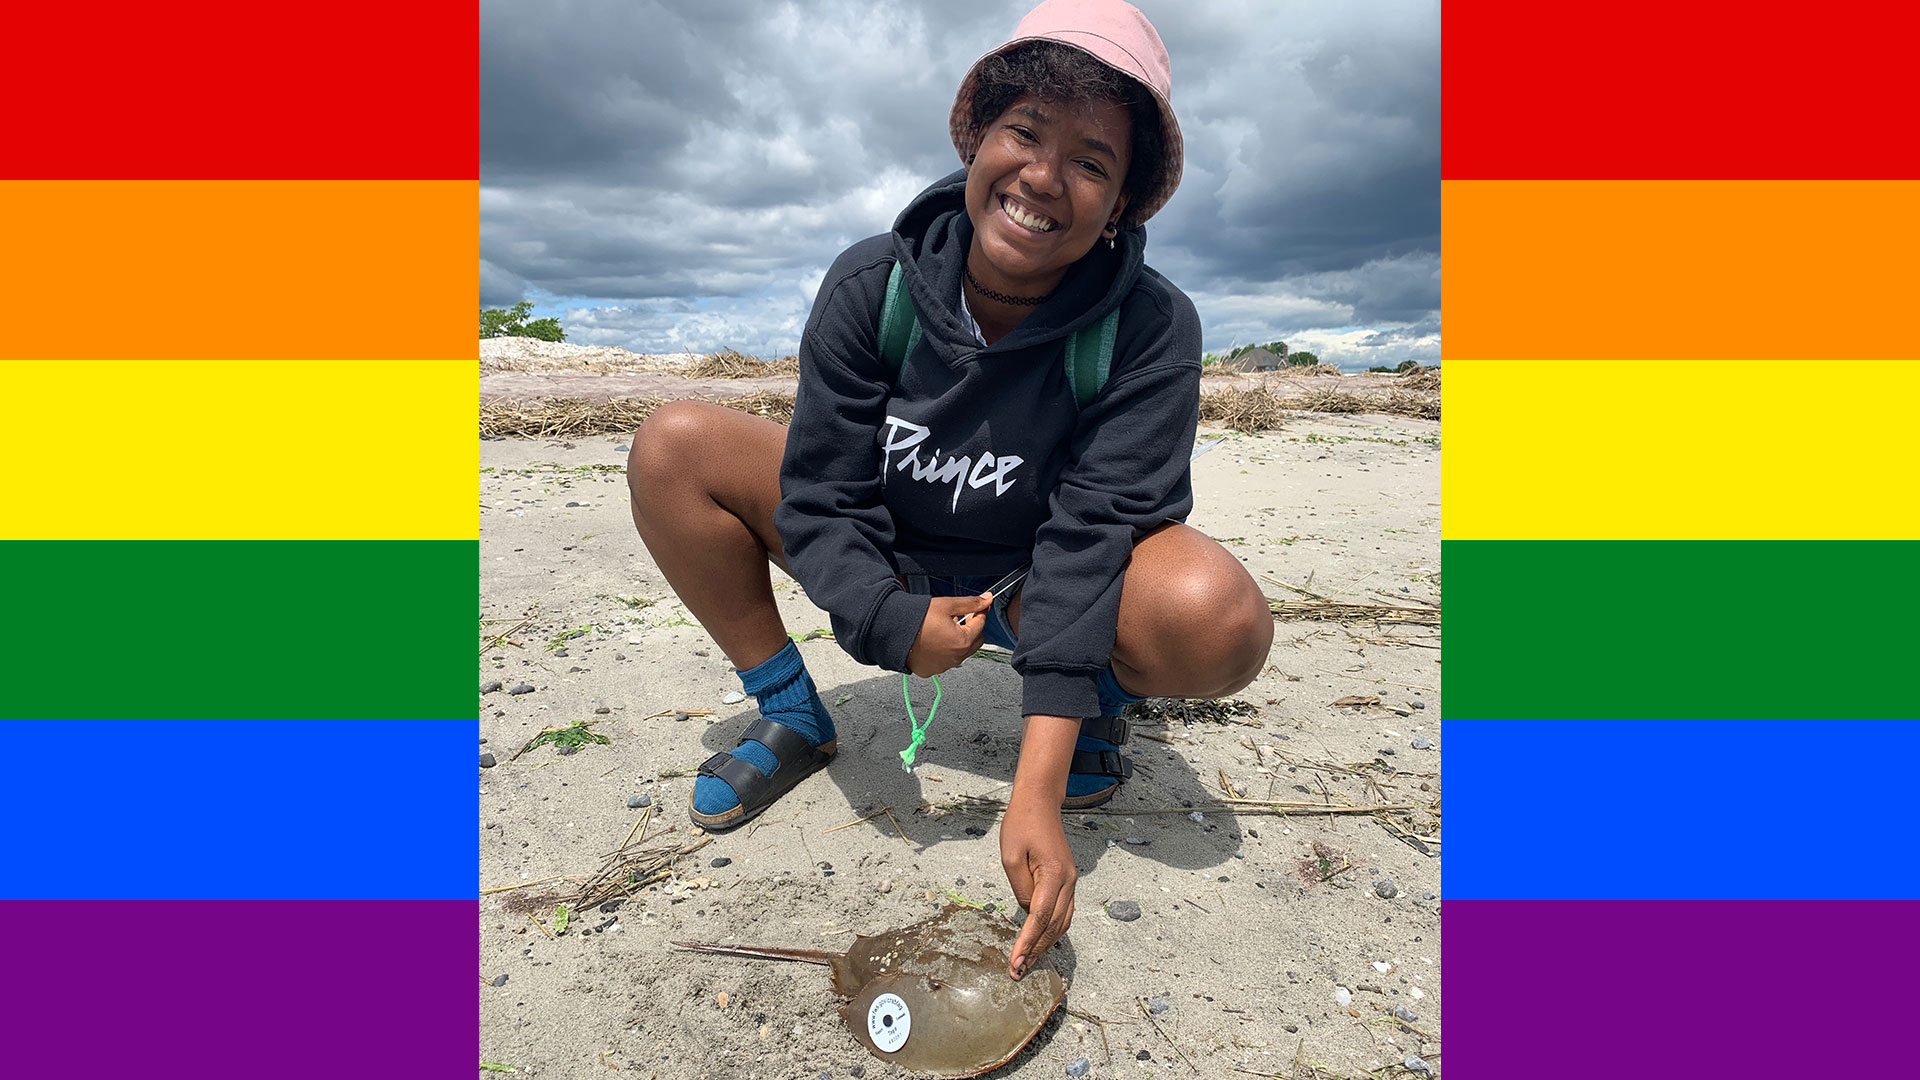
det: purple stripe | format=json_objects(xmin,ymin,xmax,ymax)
[
  {"xmin": 1450, "ymin": 901, "xmax": 1919, "ymax": 1076},
  {"xmin": 13, "ymin": 901, "xmax": 471, "ymax": 1076}
]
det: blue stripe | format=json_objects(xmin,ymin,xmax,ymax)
[
  {"xmin": 6, "ymin": 720, "xmax": 473, "ymax": 899},
  {"xmin": 1447, "ymin": 719, "xmax": 1920, "ymax": 899}
]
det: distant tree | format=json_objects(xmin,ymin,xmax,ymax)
[
  {"xmin": 1287, "ymin": 350, "xmax": 1320, "ymax": 367},
  {"xmin": 1395, "ymin": 359, "xmax": 1420, "ymax": 373},
  {"xmin": 480, "ymin": 300, "xmax": 567, "ymax": 342}
]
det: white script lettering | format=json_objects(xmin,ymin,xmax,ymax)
[{"xmin": 878, "ymin": 413, "xmax": 1024, "ymax": 512}]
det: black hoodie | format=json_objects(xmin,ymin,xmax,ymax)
[{"xmin": 774, "ymin": 170, "xmax": 1202, "ymax": 718}]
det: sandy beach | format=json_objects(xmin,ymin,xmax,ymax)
[{"xmin": 477, "ymin": 346, "xmax": 1442, "ymax": 1079}]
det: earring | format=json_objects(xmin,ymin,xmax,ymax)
[{"xmin": 1104, "ymin": 222, "xmax": 1119, "ymax": 250}]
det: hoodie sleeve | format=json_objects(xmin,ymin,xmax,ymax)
[
  {"xmin": 774, "ymin": 244, "xmax": 933, "ymax": 671},
  {"xmin": 1010, "ymin": 287, "xmax": 1203, "ymax": 718}
]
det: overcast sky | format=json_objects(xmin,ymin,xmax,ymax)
[{"xmin": 480, "ymin": 0, "xmax": 1439, "ymax": 370}]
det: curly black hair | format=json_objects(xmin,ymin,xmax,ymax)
[{"xmin": 968, "ymin": 40, "xmax": 1168, "ymax": 229}]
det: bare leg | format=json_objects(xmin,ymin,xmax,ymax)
[
  {"xmin": 626, "ymin": 400, "xmax": 792, "ymax": 670},
  {"xmin": 1006, "ymin": 523, "xmax": 1273, "ymax": 699},
  {"xmin": 629, "ymin": 401, "xmax": 837, "ymax": 828}
]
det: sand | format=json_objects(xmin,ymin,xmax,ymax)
[{"xmin": 478, "ymin": 387, "xmax": 1441, "ymax": 1078}]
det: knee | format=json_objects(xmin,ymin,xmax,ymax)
[
  {"xmin": 627, "ymin": 401, "xmax": 711, "ymax": 509},
  {"xmin": 1164, "ymin": 571, "xmax": 1268, "ymax": 696},
  {"xmin": 1120, "ymin": 559, "xmax": 1272, "ymax": 698},
  {"xmin": 1212, "ymin": 588, "xmax": 1273, "ymax": 696}
]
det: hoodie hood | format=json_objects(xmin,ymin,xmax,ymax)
[{"xmin": 889, "ymin": 168, "xmax": 1146, "ymax": 362}]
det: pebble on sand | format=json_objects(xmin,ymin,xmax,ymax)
[
  {"xmin": 1187, "ymin": 811, "xmax": 1205, "ymax": 823},
  {"xmin": 1411, "ymin": 736, "xmax": 1431, "ymax": 749},
  {"xmin": 711, "ymin": 857, "xmax": 732, "ymax": 868},
  {"xmin": 1147, "ymin": 996, "xmax": 1170, "ymax": 1015},
  {"xmin": 1334, "ymin": 986, "xmax": 1353, "ymax": 1008},
  {"xmin": 1374, "ymin": 879, "xmax": 1399, "ymax": 899},
  {"xmin": 490, "ymin": 974, "xmax": 508, "ymax": 987},
  {"xmin": 1393, "ymin": 1005, "xmax": 1419, "ymax": 1023},
  {"xmin": 508, "ymin": 683, "xmax": 534, "ymax": 695},
  {"xmin": 627, "ymin": 795, "xmax": 652, "ymax": 809},
  {"xmin": 1105, "ymin": 900, "xmax": 1142, "ymax": 922},
  {"xmin": 721, "ymin": 690, "xmax": 746, "ymax": 705},
  {"xmin": 479, "ymin": 753, "xmax": 497, "ymax": 768},
  {"xmin": 480, "ymin": 680, "xmax": 502, "ymax": 694},
  {"xmin": 1404, "ymin": 1054, "xmax": 1434, "ymax": 1076},
  {"xmin": 1065, "ymin": 1057, "xmax": 1091, "ymax": 1078}
]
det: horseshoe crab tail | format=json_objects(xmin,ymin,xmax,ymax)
[{"xmin": 671, "ymin": 940, "xmax": 836, "ymax": 966}]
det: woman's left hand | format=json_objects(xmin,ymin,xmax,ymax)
[{"xmin": 1000, "ymin": 785, "xmax": 1077, "ymax": 979}]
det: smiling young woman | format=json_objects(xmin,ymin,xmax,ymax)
[
  {"xmin": 963, "ymin": 94, "xmax": 1132, "ymax": 335},
  {"xmin": 625, "ymin": 0, "xmax": 1271, "ymax": 980}
]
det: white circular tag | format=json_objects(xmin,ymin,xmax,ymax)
[{"xmin": 866, "ymin": 992, "xmax": 912, "ymax": 1052}]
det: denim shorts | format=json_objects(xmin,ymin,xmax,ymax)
[{"xmin": 903, "ymin": 574, "xmax": 1021, "ymax": 652}]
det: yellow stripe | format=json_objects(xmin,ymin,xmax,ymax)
[
  {"xmin": 1445, "ymin": 180, "xmax": 1920, "ymax": 362},
  {"xmin": 1, "ymin": 181, "xmax": 473, "ymax": 362},
  {"xmin": 4, "ymin": 360, "xmax": 471, "ymax": 539},
  {"xmin": 1447, "ymin": 358, "xmax": 1920, "ymax": 539}
]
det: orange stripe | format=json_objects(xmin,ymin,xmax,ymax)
[
  {"xmin": 1445, "ymin": 180, "xmax": 1920, "ymax": 361},
  {"xmin": 1, "ymin": 181, "xmax": 474, "ymax": 362}
]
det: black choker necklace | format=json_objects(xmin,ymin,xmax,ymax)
[{"xmin": 965, "ymin": 262, "xmax": 1054, "ymax": 307}]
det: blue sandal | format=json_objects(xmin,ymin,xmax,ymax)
[{"xmin": 1062, "ymin": 713, "xmax": 1133, "ymax": 810}]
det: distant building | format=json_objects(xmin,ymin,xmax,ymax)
[{"xmin": 1222, "ymin": 345, "xmax": 1286, "ymax": 372}]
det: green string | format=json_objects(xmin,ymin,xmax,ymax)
[{"xmin": 900, "ymin": 673, "xmax": 942, "ymax": 772}]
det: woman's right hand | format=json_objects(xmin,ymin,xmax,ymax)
[{"xmin": 905, "ymin": 593, "xmax": 993, "ymax": 677}]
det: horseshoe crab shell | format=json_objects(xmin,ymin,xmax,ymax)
[{"xmin": 675, "ymin": 905, "xmax": 1067, "ymax": 1078}]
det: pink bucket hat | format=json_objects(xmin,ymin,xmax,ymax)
[{"xmin": 949, "ymin": 0, "xmax": 1184, "ymax": 227}]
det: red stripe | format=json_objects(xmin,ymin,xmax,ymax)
[
  {"xmin": 2, "ymin": 1, "xmax": 474, "ymax": 179},
  {"xmin": 1445, "ymin": 1, "xmax": 1920, "ymax": 178}
]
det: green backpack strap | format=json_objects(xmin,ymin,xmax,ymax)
[
  {"xmin": 881, "ymin": 258, "xmax": 1118, "ymax": 409},
  {"xmin": 877, "ymin": 261, "xmax": 921, "ymax": 377},
  {"xmin": 1063, "ymin": 308, "xmax": 1121, "ymax": 410}
]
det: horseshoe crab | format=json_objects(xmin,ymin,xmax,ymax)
[{"xmin": 674, "ymin": 905, "xmax": 1067, "ymax": 1077}]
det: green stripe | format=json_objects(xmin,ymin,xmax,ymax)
[
  {"xmin": 1445, "ymin": 540, "xmax": 1920, "ymax": 721},
  {"xmin": 2, "ymin": 541, "xmax": 472, "ymax": 720}
]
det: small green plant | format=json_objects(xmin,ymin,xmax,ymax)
[
  {"xmin": 613, "ymin": 595, "xmax": 654, "ymax": 609},
  {"xmin": 480, "ymin": 1063, "xmax": 515, "ymax": 1074},
  {"xmin": 552, "ymin": 904, "xmax": 569, "ymax": 934},
  {"xmin": 527, "ymin": 721, "xmax": 611, "ymax": 754},
  {"xmin": 545, "ymin": 626, "xmax": 591, "ymax": 650},
  {"xmin": 941, "ymin": 887, "xmax": 985, "ymax": 909}
]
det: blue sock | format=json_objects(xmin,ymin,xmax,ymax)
[
  {"xmin": 1067, "ymin": 664, "xmax": 1145, "ymax": 799},
  {"xmin": 1095, "ymin": 664, "xmax": 1146, "ymax": 718},
  {"xmin": 691, "ymin": 641, "xmax": 836, "ymax": 816}
]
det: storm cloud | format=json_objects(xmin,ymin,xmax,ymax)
[{"xmin": 480, "ymin": 0, "xmax": 1439, "ymax": 368}]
